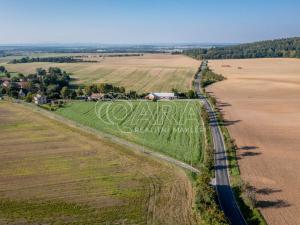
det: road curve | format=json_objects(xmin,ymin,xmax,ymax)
[{"xmin": 194, "ymin": 61, "xmax": 247, "ymax": 225}]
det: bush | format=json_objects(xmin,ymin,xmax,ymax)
[
  {"xmin": 201, "ymin": 68, "xmax": 225, "ymax": 88},
  {"xmin": 25, "ymin": 92, "xmax": 33, "ymax": 103}
]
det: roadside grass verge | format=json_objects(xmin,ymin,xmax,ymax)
[{"xmin": 193, "ymin": 105, "xmax": 228, "ymax": 225}]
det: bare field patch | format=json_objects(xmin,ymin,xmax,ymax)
[
  {"xmin": 208, "ymin": 58, "xmax": 300, "ymax": 225},
  {"xmin": 1, "ymin": 54, "xmax": 200, "ymax": 93},
  {"xmin": 0, "ymin": 101, "xmax": 195, "ymax": 225}
]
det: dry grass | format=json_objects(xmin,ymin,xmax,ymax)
[
  {"xmin": 1, "ymin": 53, "xmax": 200, "ymax": 93},
  {"xmin": 208, "ymin": 58, "xmax": 300, "ymax": 225},
  {"xmin": 0, "ymin": 101, "xmax": 195, "ymax": 225}
]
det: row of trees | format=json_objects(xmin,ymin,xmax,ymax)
[
  {"xmin": 9, "ymin": 56, "xmax": 96, "ymax": 64},
  {"xmin": 201, "ymin": 67, "xmax": 226, "ymax": 88},
  {"xmin": 184, "ymin": 37, "xmax": 300, "ymax": 59},
  {"xmin": 171, "ymin": 88, "xmax": 197, "ymax": 99}
]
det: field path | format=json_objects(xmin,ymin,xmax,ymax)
[{"xmin": 16, "ymin": 101, "xmax": 200, "ymax": 174}]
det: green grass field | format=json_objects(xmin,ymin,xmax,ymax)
[{"xmin": 56, "ymin": 100, "xmax": 205, "ymax": 165}]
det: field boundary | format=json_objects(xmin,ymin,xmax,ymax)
[
  {"xmin": 201, "ymin": 65, "xmax": 267, "ymax": 225},
  {"xmin": 10, "ymin": 99, "xmax": 200, "ymax": 174}
]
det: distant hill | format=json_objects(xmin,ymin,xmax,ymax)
[{"xmin": 184, "ymin": 37, "xmax": 300, "ymax": 59}]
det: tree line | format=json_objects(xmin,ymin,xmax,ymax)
[
  {"xmin": 201, "ymin": 67, "xmax": 226, "ymax": 87},
  {"xmin": 184, "ymin": 37, "xmax": 300, "ymax": 59},
  {"xmin": 9, "ymin": 56, "xmax": 97, "ymax": 64}
]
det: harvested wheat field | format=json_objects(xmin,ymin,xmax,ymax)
[
  {"xmin": 1, "ymin": 54, "xmax": 199, "ymax": 93},
  {"xmin": 208, "ymin": 58, "xmax": 300, "ymax": 225},
  {"xmin": 0, "ymin": 101, "xmax": 195, "ymax": 225}
]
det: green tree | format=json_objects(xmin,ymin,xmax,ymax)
[
  {"xmin": 36, "ymin": 68, "xmax": 46, "ymax": 76},
  {"xmin": 70, "ymin": 90, "xmax": 77, "ymax": 99},
  {"xmin": 76, "ymin": 87, "xmax": 84, "ymax": 96},
  {"xmin": 0, "ymin": 66, "xmax": 6, "ymax": 73},
  {"xmin": 171, "ymin": 88, "xmax": 179, "ymax": 95},
  {"xmin": 60, "ymin": 86, "xmax": 70, "ymax": 99},
  {"xmin": 187, "ymin": 90, "xmax": 196, "ymax": 99},
  {"xmin": 25, "ymin": 92, "xmax": 33, "ymax": 103}
]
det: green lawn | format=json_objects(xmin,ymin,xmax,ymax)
[{"xmin": 56, "ymin": 100, "xmax": 205, "ymax": 165}]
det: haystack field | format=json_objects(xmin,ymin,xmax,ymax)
[
  {"xmin": 0, "ymin": 101, "xmax": 195, "ymax": 225},
  {"xmin": 208, "ymin": 58, "xmax": 300, "ymax": 225},
  {"xmin": 1, "ymin": 54, "xmax": 200, "ymax": 93}
]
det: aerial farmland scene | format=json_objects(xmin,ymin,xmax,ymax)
[{"xmin": 0, "ymin": 1, "xmax": 299, "ymax": 225}]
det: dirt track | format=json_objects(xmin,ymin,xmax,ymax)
[{"xmin": 208, "ymin": 58, "xmax": 300, "ymax": 225}]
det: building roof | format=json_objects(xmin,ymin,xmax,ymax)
[
  {"xmin": 151, "ymin": 92, "xmax": 175, "ymax": 98},
  {"xmin": 90, "ymin": 93, "xmax": 105, "ymax": 98}
]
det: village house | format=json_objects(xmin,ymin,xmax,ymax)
[
  {"xmin": 0, "ymin": 77, "xmax": 11, "ymax": 88},
  {"xmin": 88, "ymin": 93, "xmax": 105, "ymax": 101},
  {"xmin": 34, "ymin": 94, "xmax": 47, "ymax": 105},
  {"xmin": 145, "ymin": 92, "xmax": 177, "ymax": 100},
  {"xmin": 17, "ymin": 81, "xmax": 29, "ymax": 89}
]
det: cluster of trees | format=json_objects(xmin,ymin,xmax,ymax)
[
  {"xmin": 0, "ymin": 66, "xmax": 72, "ymax": 100},
  {"xmin": 83, "ymin": 83, "xmax": 141, "ymax": 99},
  {"xmin": 9, "ymin": 56, "xmax": 97, "ymax": 64},
  {"xmin": 171, "ymin": 88, "xmax": 197, "ymax": 99},
  {"xmin": 184, "ymin": 37, "xmax": 300, "ymax": 59},
  {"xmin": 201, "ymin": 67, "xmax": 226, "ymax": 87}
]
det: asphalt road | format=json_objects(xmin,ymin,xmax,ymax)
[{"xmin": 194, "ymin": 61, "xmax": 247, "ymax": 225}]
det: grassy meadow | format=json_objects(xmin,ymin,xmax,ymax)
[
  {"xmin": 0, "ymin": 53, "xmax": 200, "ymax": 93},
  {"xmin": 0, "ymin": 101, "xmax": 195, "ymax": 224},
  {"xmin": 56, "ymin": 100, "xmax": 205, "ymax": 165}
]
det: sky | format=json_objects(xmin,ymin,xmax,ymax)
[{"xmin": 0, "ymin": 0, "xmax": 300, "ymax": 44}]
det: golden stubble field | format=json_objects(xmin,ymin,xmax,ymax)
[
  {"xmin": 208, "ymin": 58, "xmax": 300, "ymax": 225},
  {"xmin": 0, "ymin": 101, "xmax": 195, "ymax": 225},
  {"xmin": 1, "ymin": 54, "xmax": 200, "ymax": 93}
]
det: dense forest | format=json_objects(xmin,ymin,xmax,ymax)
[
  {"xmin": 9, "ymin": 56, "xmax": 96, "ymax": 64},
  {"xmin": 184, "ymin": 37, "xmax": 300, "ymax": 59}
]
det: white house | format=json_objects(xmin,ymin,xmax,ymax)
[
  {"xmin": 34, "ymin": 94, "xmax": 47, "ymax": 105},
  {"xmin": 145, "ymin": 92, "xmax": 176, "ymax": 100}
]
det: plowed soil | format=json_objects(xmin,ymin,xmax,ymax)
[{"xmin": 208, "ymin": 58, "xmax": 300, "ymax": 225}]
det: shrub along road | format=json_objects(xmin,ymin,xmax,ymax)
[{"xmin": 194, "ymin": 61, "xmax": 247, "ymax": 225}]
